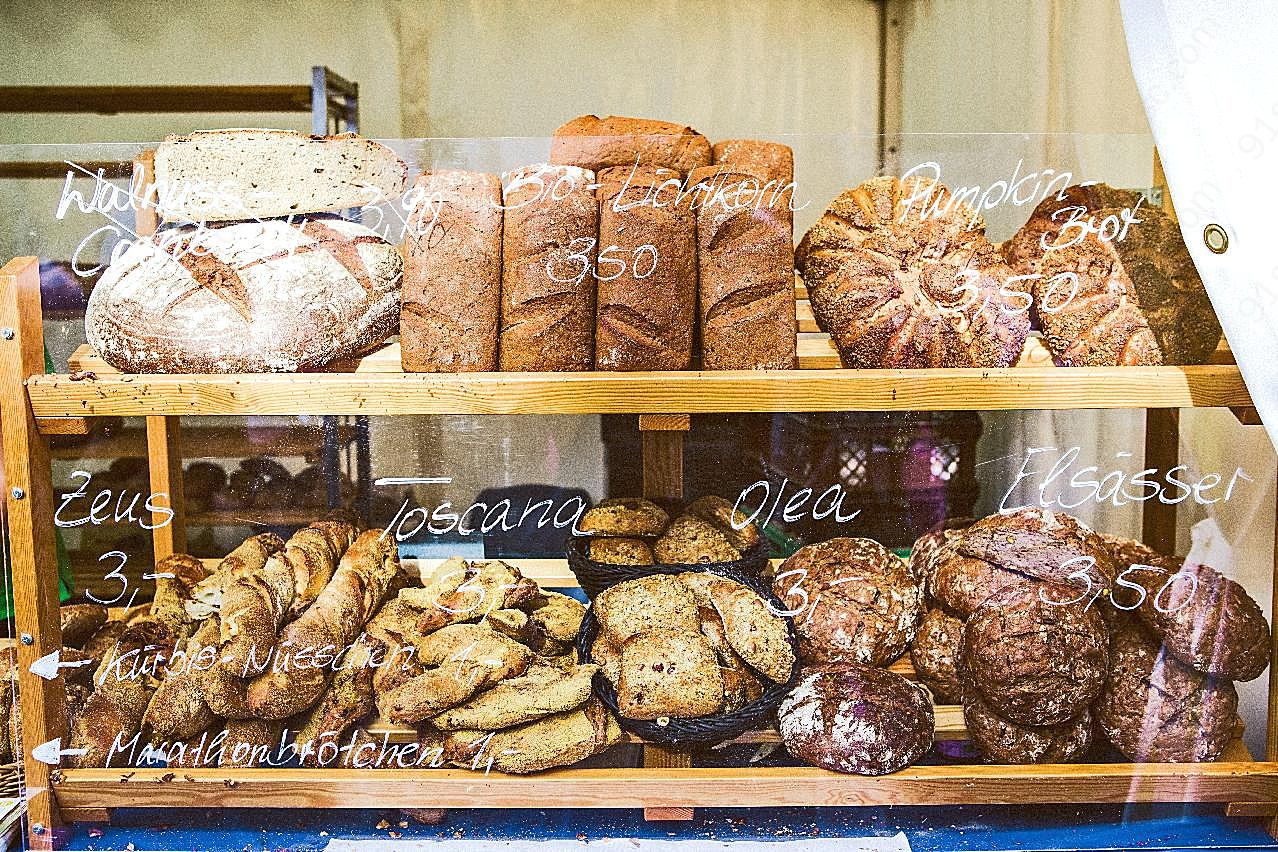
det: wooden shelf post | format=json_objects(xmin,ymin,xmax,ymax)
[
  {"xmin": 145, "ymin": 416, "xmax": 186, "ymax": 560},
  {"xmin": 1141, "ymin": 408, "xmax": 1179, "ymax": 553},
  {"xmin": 638, "ymin": 412, "xmax": 695, "ymax": 821},
  {"xmin": 0, "ymin": 257, "xmax": 67, "ymax": 849}
]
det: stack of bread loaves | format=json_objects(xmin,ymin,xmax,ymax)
[
  {"xmin": 402, "ymin": 115, "xmax": 797, "ymax": 373},
  {"xmin": 578, "ymin": 495, "xmax": 762, "ymax": 566},
  {"xmin": 86, "ymin": 130, "xmax": 407, "ymax": 373}
]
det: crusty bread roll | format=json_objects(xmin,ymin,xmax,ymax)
[
  {"xmin": 401, "ymin": 170, "xmax": 503, "ymax": 372},
  {"xmin": 86, "ymin": 217, "xmax": 403, "ymax": 373},
  {"xmin": 690, "ymin": 166, "xmax": 797, "ymax": 370},
  {"xmin": 499, "ymin": 164, "xmax": 598, "ymax": 371},
  {"xmin": 594, "ymin": 165, "xmax": 696, "ymax": 371},
  {"xmin": 154, "ymin": 129, "xmax": 408, "ymax": 222},
  {"xmin": 551, "ymin": 115, "xmax": 711, "ymax": 174}
]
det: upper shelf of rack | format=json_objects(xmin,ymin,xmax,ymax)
[{"xmin": 23, "ymin": 336, "xmax": 1253, "ymax": 417}]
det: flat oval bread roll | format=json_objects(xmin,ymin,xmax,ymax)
[
  {"xmin": 86, "ymin": 217, "xmax": 402, "ymax": 373},
  {"xmin": 430, "ymin": 663, "xmax": 598, "ymax": 730}
]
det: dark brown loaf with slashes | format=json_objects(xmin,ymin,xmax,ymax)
[
  {"xmin": 551, "ymin": 115, "xmax": 711, "ymax": 175},
  {"xmin": 963, "ymin": 692, "xmax": 1094, "ymax": 764},
  {"xmin": 594, "ymin": 165, "xmax": 697, "ymax": 371},
  {"xmin": 1102, "ymin": 536, "xmax": 1270, "ymax": 681},
  {"xmin": 689, "ymin": 166, "xmax": 797, "ymax": 370},
  {"xmin": 60, "ymin": 603, "xmax": 108, "ymax": 649},
  {"xmin": 778, "ymin": 663, "xmax": 933, "ymax": 775},
  {"xmin": 711, "ymin": 139, "xmax": 795, "ymax": 235},
  {"xmin": 1004, "ymin": 186, "xmax": 1220, "ymax": 365},
  {"xmin": 401, "ymin": 170, "xmax": 503, "ymax": 372},
  {"xmin": 772, "ymin": 537, "xmax": 922, "ymax": 666},
  {"xmin": 499, "ymin": 164, "xmax": 598, "ymax": 371},
  {"xmin": 963, "ymin": 585, "xmax": 1108, "ymax": 726},
  {"xmin": 910, "ymin": 607, "xmax": 965, "ymax": 704},
  {"xmin": 1096, "ymin": 623, "xmax": 1238, "ymax": 762},
  {"xmin": 796, "ymin": 176, "xmax": 1029, "ymax": 369}
]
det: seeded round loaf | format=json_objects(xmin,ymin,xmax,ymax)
[
  {"xmin": 963, "ymin": 692, "xmax": 1094, "ymax": 764},
  {"xmin": 910, "ymin": 607, "xmax": 965, "ymax": 704},
  {"xmin": 593, "ymin": 574, "xmax": 699, "ymax": 645},
  {"xmin": 1096, "ymin": 624, "xmax": 1238, "ymax": 762},
  {"xmin": 964, "ymin": 585, "xmax": 1108, "ymax": 726},
  {"xmin": 579, "ymin": 498, "xmax": 669, "ymax": 537},
  {"xmin": 778, "ymin": 664, "xmax": 933, "ymax": 775},
  {"xmin": 796, "ymin": 175, "xmax": 1029, "ymax": 369},
  {"xmin": 589, "ymin": 537, "xmax": 655, "ymax": 566},
  {"xmin": 685, "ymin": 495, "xmax": 761, "ymax": 553},
  {"xmin": 773, "ymin": 537, "xmax": 923, "ymax": 666},
  {"xmin": 1002, "ymin": 182, "xmax": 1144, "ymax": 276},
  {"xmin": 653, "ymin": 516, "xmax": 740, "ymax": 564}
]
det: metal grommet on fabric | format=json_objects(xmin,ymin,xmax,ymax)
[{"xmin": 1204, "ymin": 223, "xmax": 1229, "ymax": 254}]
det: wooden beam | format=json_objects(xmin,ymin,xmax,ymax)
[
  {"xmin": 1141, "ymin": 409, "xmax": 1180, "ymax": 554},
  {"xmin": 0, "ymin": 85, "xmax": 312, "ymax": 114},
  {"xmin": 145, "ymin": 416, "xmax": 185, "ymax": 559},
  {"xmin": 0, "ymin": 257, "xmax": 65, "ymax": 849}
]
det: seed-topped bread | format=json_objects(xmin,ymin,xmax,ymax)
[
  {"xmin": 654, "ymin": 515, "xmax": 740, "ymax": 564},
  {"xmin": 593, "ymin": 574, "xmax": 699, "ymax": 645},
  {"xmin": 617, "ymin": 627, "xmax": 725, "ymax": 719},
  {"xmin": 579, "ymin": 497, "xmax": 670, "ymax": 537}
]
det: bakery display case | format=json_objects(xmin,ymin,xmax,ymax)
[{"xmin": 0, "ymin": 127, "xmax": 1274, "ymax": 851}]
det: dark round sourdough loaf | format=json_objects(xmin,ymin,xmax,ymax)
[
  {"xmin": 796, "ymin": 175, "xmax": 1029, "ymax": 369},
  {"xmin": 963, "ymin": 692, "xmax": 1094, "ymax": 764},
  {"xmin": 772, "ymin": 537, "xmax": 923, "ymax": 666},
  {"xmin": 910, "ymin": 606, "xmax": 965, "ymax": 704},
  {"xmin": 1095, "ymin": 623, "xmax": 1238, "ymax": 762},
  {"xmin": 963, "ymin": 585, "xmax": 1108, "ymax": 726},
  {"xmin": 86, "ymin": 217, "xmax": 402, "ymax": 373},
  {"xmin": 778, "ymin": 664, "xmax": 933, "ymax": 775}
]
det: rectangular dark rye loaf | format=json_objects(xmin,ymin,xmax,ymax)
[
  {"xmin": 401, "ymin": 170, "xmax": 503, "ymax": 372},
  {"xmin": 499, "ymin": 164, "xmax": 598, "ymax": 371},
  {"xmin": 690, "ymin": 166, "xmax": 798, "ymax": 370},
  {"xmin": 595, "ymin": 165, "xmax": 697, "ymax": 371},
  {"xmin": 551, "ymin": 115, "xmax": 711, "ymax": 175},
  {"xmin": 711, "ymin": 139, "xmax": 796, "ymax": 237}
]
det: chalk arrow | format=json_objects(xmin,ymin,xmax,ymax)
[
  {"xmin": 29, "ymin": 649, "xmax": 93, "ymax": 680},
  {"xmin": 32, "ymin": 738, "xmax": 87, "ymax": 766}
]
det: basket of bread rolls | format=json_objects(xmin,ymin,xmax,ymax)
[
  {"xmin": 567, "ymin": 495, "xmax": 769, "ymax": 598},
  {"xmin": 575, "ymin": 564, "xmax": 799, "ymax": 746}
]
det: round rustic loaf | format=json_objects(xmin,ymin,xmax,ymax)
[
  {"xmin": 1004, "ymin": 185, "xmax": 1220, "ymax": 365},
  {"xmin": 772, "ymin": 537, "xmax": 923, "ymax": 666},
  {"xmin": 907, "ymin": 519, "xmax": 972, "ymax": 596},
  {"xmin": 963, "ymin": 585, "xmax": 1108, "ymax": 726},
  {"xmin": 86, "ymin": 217, "xmax": 401, "ymax": 373},
  {"xmin": 778, "ymin": 664, "xmax": 933, "ymax": 775},
  {"xmin": 910, "ymin": 606, "xmax": 965, "ymax": 704},
  {"xmin": 963, "ymin": 692, "xmax": 1093, "ymax": 764},
  {"xmin": 1095, "ymin": 623, "xmax": 1238, "ymax": 762},
  {"xmin": 796, "ymin": 175, "xmax": 1029, "ymax": 369}
]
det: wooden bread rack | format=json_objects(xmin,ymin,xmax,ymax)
[{"xmin": 3, "ymin": 159, "xmax": 1277, "ymax": 850}]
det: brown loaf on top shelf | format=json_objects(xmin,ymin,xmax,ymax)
[
  {"xmin": 690, "ymin": 165, "xmax": 797, "ymax": 370},
  {"xmin": 1003, "ymin": 183, "xmax": 1221, "ymax": 365},
  {"xmin": 594, "ymin": 164, "xmax": 697, "ymax": 371},
  {"xmin": 401, "ymin": 170, "xmax": 503, "ymax": 372},
  {"xmin": 551, "ymin": 115, "xmax": 711, "ymax": 175},
  {"xmin": 710, "ymin": 139, "xmax": 795, "ymax": 235},
  {"xmin": 499, "ymin": 164, "xmax": 598, "ymax": 371}
]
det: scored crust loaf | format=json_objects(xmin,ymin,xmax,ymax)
[
  {"xmin": 654, "ymin": 515, "xmax": 741, "ymax": 564},
  {"xmin": 153, "ymin": 129, "xmax": 409, "ymax": 222},
  {"xmin": 711, "ymin": 139, "xmax": 795, "ymax": 235},
  {"xmin": 796, "ymin": 176, "xmax": 1029, "ymax": 368},
  {"xmin": 963, "ymin": 585, "xmax": 1109, "ymax": 726},
  {"xmin": 772, "ymin": 537, "xmax": 923, "ymax": 667},
  {"xmin": 589, "ymin": 537, "xmax": 655, "ymax": 566},
  {"xmin": 685, "ymin": 495, "xmax": 762, "ymax": 553},
  {"xmin": 690, "ymin": 165, "xmax": 798, "ymax": 370},
  {"xmin": 499, "ymin": 163, "xmax": 598, "ymax": 371},
  {"xmin": 594, "ymin": 164, "xmax": 697, "ymax": 371},
  {"xmin": 86, "ymin": 217, "xmax": 403, "ymax": 373},
  {"xmin": 778, "ymin": 664, "xmax": 934, "ymax": 775},
  {"xmin": 910, "ymin": 606, "xmax": 965, "ymax": 704},
  {"xmin": 963, "ymin": 692, "xmax": 1094, "ymax": 764},
  {"xmin": 617, "ymin": 627, "xmax": 725, "ymax": 719},
  {"xmin": 401, "ymin": 170, "xmax": 503, "ymax": 372},
  {"xmin": 1096, "ymin": 623, "xmax": 1238, "ymax": 762},
  {"xmin": 593, "ymin": 574, "xmax": 699, "ymax": 645},
  {"xmin": 1004, "ymin": 184, "xmax": 1221, "ymax": 366},
  {"xmin": 527, "ymin": 590, "xmax": 587, "ymax": 643},
  {"xmin": 550, "ymin": 115, "xmax": 711, "ymax": 174},
  {"xmin": 578, "ymin": 497, "xmax": 669, "ymax": 537}
]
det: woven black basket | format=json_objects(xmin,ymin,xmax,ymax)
[
  {"xmin": 574, "ymin": 563, "xmax": 801, "ymax": 747},
  {"xmin": 565, "ymin": 535, "xmax": 771, "ymax": 599}
]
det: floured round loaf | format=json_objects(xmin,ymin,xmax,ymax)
[
  {"xmin": 963, "ymin": 692, "xmax": 1094, "ymax": 764},
  {"xmin": 86, "ymin": 217, "xmax": 402, "ymax": 373},
  {"xmin": 779, "ymin": 664, "xmax": 933, "ymax": 775},
  {"xmin": 154, "ymin": 129, "xmax": 408, "ymax": 222}
]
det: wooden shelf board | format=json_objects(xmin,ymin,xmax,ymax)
[
  {"xmin": 54, "ymin": 757, "xmax": 1278, "ymax": 809},
  {"xmin": 32, "ymin": 346, "xmax": 1254, "ymax": 416}
]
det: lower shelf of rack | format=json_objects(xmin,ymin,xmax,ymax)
[{"xmin": 54, "ymin": 758, "xmax": 1278, "ymax": 811}]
